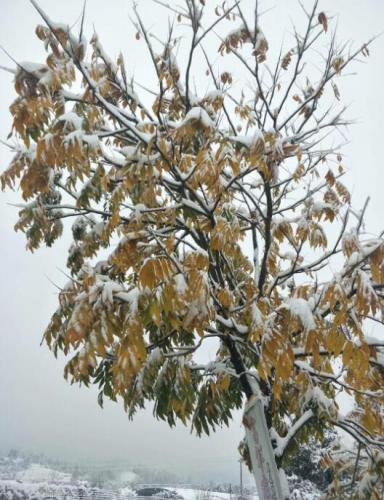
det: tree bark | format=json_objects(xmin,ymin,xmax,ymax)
[
  {"xmin": 243, "ymin": 396, "xmax": 287, "ymax": 500},
  {"xmin": 223, "ymin": 337, "xmax": 286, "ymax": 499}
]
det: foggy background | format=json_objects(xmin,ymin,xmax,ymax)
[{"xmin": 0, "ymin": 0, "xmax": 383, "ymax": 484}]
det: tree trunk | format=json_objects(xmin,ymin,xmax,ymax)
[
  {"xmin": 223, "ymin": 337, "xmax": 287, "ymax": 499},
  {"xmin": 243, "ymin": 396, "xmax": 287, "ymax": 500}
]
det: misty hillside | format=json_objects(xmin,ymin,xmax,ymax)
[{"xmin": 0, "ymin": 452, "xmax": 322, "ymax": 499}]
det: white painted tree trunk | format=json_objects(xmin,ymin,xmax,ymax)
[{"xmin": 243, "ymin": 396, "xmax": 287, "ymax": 500}]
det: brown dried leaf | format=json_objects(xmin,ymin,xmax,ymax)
[
  {"xmin": 318, "ymin": 12, "xmax": 328, "ymax": 33},
  {"xmin": 332, "ymin": 57, "xmax": 344, "ymax": 74},
  {"xmin": 281, "ymin": 50, "xmax": 292, "ymax": 70}
]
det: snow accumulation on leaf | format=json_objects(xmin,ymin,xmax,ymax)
[
  {"xmin": 58, "ymin": 111, "xmax": 83, "ymax": 130},
  {"xmin": 18, "ymin": 61, "xmax": 49, "ymax": 78},
  {"xmin": 116, "ymin": 287, "xmax": 141, "ymax": 314},
  {"xmin": 179, "ymin": 106, "xmax": 215, "ymax": 129},
  {"xmin": 283, "ymin": 298, "xmax": 316, "ymax": 330},
  {"xmin": 229, "ymin": 129, "xmax": 264, "ymax": 149},
  {"xmin": 301, "ymin": 383, "xmax": 337, "ymax": 418}
]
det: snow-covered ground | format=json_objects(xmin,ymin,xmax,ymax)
[
  {"xmin": 175, "ymin": 488, "xmax": 320, "ymax": 500},
  {"xmin": 0, "ymin": 478, "xmax": 96, "ymax": 499},
  {"xmin": 0, "ymin": 458, "xmax": 134, "ymax": 499},
  {"xmin": 16, "ymin": 463, "xmax": 71, "ymax": 483},
  {"xmin": 175, "ymin": 489, "xmax": 256, "ymax": 500},
  {"xmin": 0, "ymin": 478, "xmax": 321, "ymax": 499},
  {"xmin": 0, "ymin": 482, "xmax": 249, "ymax": 500},
  {"xmin": 0, "ymin": 454, "xmax": 321, "ymax": 499}
]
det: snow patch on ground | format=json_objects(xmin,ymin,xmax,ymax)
[
  {"xmin": 16, "ymin": 463, "xmax": 71, "ymax": 484},
  {"xmin": 175, "ymin": 489, "xmax": 257, "ymax": 500}
]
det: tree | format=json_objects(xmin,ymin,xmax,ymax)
[
  {"xmin": 284, "ymin": 429, "xmax": 336, "ymax": 493},
  {"xmin": 1, "ymin": 0, "xmax": 384, "ymax": 498}
]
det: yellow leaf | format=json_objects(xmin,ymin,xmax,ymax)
[
  {"xmin": 342, "ymin": 341, "xmax": 354, "ymax": 366},
  {"xmin": 139, "ymin": 257, "xmax": 175, "ymax": 289},
  {"xmin": 150, "ymin": 300, "xmax": 162, "ymax": 327},
  {"xmin": 219, "ymin": 374, "xmax": 231, "ymax": 391},
  {"xmin": 217, "ymin": 288, "xmax": 233, "ymax": 308}
]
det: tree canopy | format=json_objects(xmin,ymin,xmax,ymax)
[{"xmin": 1, "ymin": 0, "xmax": 384, "ymax": 497}]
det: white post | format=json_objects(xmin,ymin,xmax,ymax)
[
  {"xmin": 243, "ymin": 396, "xmax": 286, "ymax": 500},
  {"xmin": 239, "ymin": 458, "xmax": 243, "ymax": 498}
]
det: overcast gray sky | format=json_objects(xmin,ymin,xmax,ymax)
[{"xmin": 0, "ymin": 0, "xmax": 383, "ymax": 484}]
